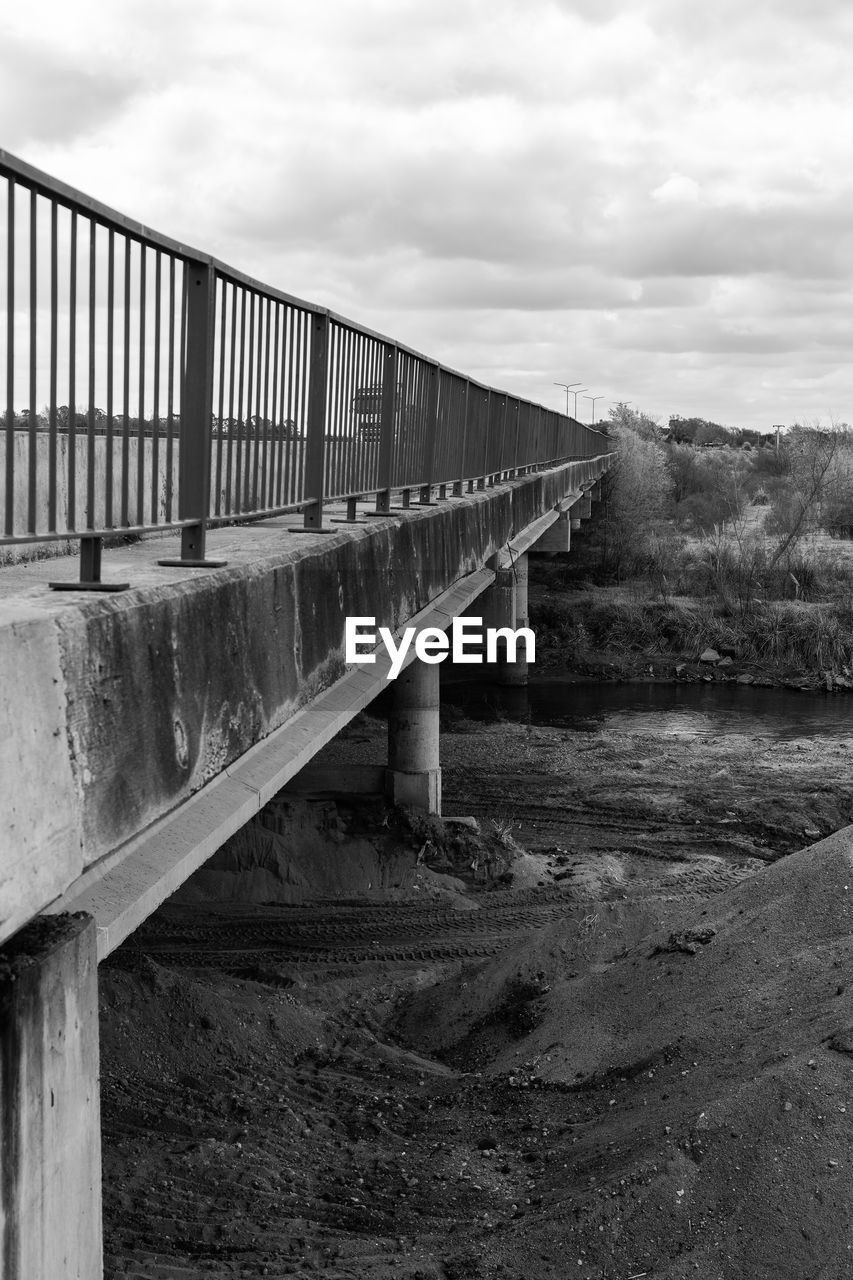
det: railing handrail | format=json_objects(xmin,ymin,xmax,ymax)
[
  {"xmin": 1, "ymin": 147, "xmax": 613, "ymax": 441},
  {"xmin": 0, "ymin": 147, "xmax": 614, "ymax": 585}
]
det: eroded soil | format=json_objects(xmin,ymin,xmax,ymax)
[{"xmin": 101, "ymin": 705, "xmax": 853, "ymax": 1279}]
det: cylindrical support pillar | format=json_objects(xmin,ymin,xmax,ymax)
[
  {"xmin": 0, "ymin": 914, "xmax": 103, "ymax": 1280},
  {"xmin": 482, "ymin": 566, "xmax": 522, "ymax": 684},
  {"xmin": 501, "ymin": 552, "xmax": 529, "ymax": 685},
  {"xmin": 386, "ymin": 658, "xmax": 441, "ymax": 813}
]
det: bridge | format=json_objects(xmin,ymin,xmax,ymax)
[{"xmin": 0, "ymin": 150, "xmax": 615, "ymax": 1277}]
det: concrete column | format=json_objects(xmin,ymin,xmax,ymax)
[
  {"xmin": 0, "ymin": 914, "xmax": 103, "ymax": 1280},
  {"xmin": 386, "ymin": 658, "xmax": 441, "ymax": 813},
  {"xmin": 481, "ymin": 567, "xmax": 521, "ymax": 685},
  {"xmin": 501, "ymin": 553, "xmax": 529, "ymax": 686}
]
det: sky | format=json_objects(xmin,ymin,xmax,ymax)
[{"xmin": 2, "ymin": 0, "xmax": 852, "ymax": 431}]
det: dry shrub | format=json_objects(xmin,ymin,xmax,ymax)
[{"xmin": 531, "ymin": 592, "xmax": 853, "ymax": 674}]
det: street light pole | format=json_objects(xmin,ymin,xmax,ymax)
[
  {"xmin": 572, "ymin": 388, "xmax": 587, "ymax": 418},
  {"xmin": 583, "ymin": 395, "xmax": 602, "ymax": 424},
  {"xmin": 554, "ymin": 381, "xmax": 582, "ymax": 416}
]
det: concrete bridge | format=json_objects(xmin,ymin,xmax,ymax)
[{"xmin": 0, "ymin": 148, "xmax": 615, "ymax": 1278}]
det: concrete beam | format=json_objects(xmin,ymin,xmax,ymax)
[{"xmin": 0, "ymin": 914, "xmax": 102, "ymax": 1280}]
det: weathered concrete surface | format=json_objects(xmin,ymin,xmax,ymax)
[
  {"xmin": 0, "ymin": 604, "xmax": 84, "ymax": 943},
  {"xmin": 0, "ymin": 914, "xmax": 102, "ymax": 1280},
  {"xmin": 387, "ymin": 659, "xmax": 441, "ymax": 813},
  {"xmin": 501, "ymin": 552, "xmax": 529, "ymax": 686},
  {"xmin": 49, "ymin": 566, "xmax": 496, "ymax": 958},
  {"xmin": 0, "ymin": 456, "xmax": 610, "ymax": 945}
]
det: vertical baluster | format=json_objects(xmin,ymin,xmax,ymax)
[
  {"xmin": 27, "ymin": 188, "xmax": 37, "ymax": 535},
  {"xmin": 4, "ymin": 178, "xmax": 14, "ymax": 537},
  {"xmin": 165, "ymin": 255, "xmax": 176, "ymax": 522},
  {"xmin": 151, "ymin": 250, "xmax": 161, "ymax": 524},
  {"xmin": 105, "ymin": 230, "xmax": 115, "ymax": 528},
  {"xmin": 86, "ymin": 219, "xmax": 96, "ymax": 531},
  {"xmin": 121, "ymin": 236, "xmax": 131, "ymax": 526},
  {"xmin": 269, "ymin": 299, "xmax": 280, "ymax": 508},
  {"xmin": 225, "ymin": 281, "xmax": 237, "ymax": 516},
  {"xmin": 47, "ymin": 200, "xmax": 57, "ymax": 533},
  {"xmin": 136, "ymin": 242, "xmax": 146, "ymax": 526}
]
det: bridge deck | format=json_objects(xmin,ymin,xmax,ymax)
[{"xmin": 1, "ymin": 459, "xmax": 608, "ymax": 951}]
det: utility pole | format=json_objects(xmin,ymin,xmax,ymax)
[
  {"xmin": 554, "ymin": 381, "xmax": 582, "ymax": 416},
  {"xmin": 583, "ymin": 394, "xmax": 602, "ymax": 424}
]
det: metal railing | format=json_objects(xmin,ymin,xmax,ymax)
[{"xmin": 0, "ymin": 148, "xmax": 612, "ymax": 588}]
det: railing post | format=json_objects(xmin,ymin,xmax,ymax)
[
  {"xmin": 374, "ymin": 342, "xmax": 397, "ymax": 515},
  {"xmin": 454, "ymin": 378, "xmax": 469, "ymax": 497},
  {"xmin": 494, "ymin": 393, "xmax": 508, "ymax": 483},
  {"xmin": 418, "ymin": 363, "xmax": 439, "ymax": 504},
  {"xmin": 302, "ymin": 310, "xmax": 330, "ymax": 530},
  {"xmin": 158, "ymin": 258, "xmax": 226, "ymax": 568},
  {"xmin": 477, "ymin": 389, "xmax": 490, "ymax": 489}
]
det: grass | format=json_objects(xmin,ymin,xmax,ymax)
[{"xmin": 532, "ymin": 590, "xmax": 853, "ymax": 675}]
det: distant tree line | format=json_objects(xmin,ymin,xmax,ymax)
[
  {"xmin": 1, "ymin": 408, "xmax": 301, "ymax": 439},
  {"xmin": 666, "ymin": 415, "xmax": 778, "ymax": 449}
]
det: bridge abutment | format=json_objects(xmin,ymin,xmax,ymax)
[
  {"xmin": 386, "ymin": 659, "xmax": 442, "ymax": 814},
  {"xmin": 0, "ymin": 914, "xmax": 102, "ymax": 1280}
]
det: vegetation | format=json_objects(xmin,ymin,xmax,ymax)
[{"xmin": 535, "ymin": 404, "xmax": 853, "ymax": 680}]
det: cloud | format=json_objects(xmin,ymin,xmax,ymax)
[
  {"xmin": 1, "ymin": 0, "xmax": 852, "ymax": 427},
  {"xmin": 652, "ymin": 175, "xmax": 701, "ymax": 205},
  {"xmin": 0, "ymin": 32, "xmax": 145, "ymax": 147}
]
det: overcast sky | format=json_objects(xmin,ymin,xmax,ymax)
[{"xmin": 2, "ymin": 0, "xmax": 851, "ymax": 430}]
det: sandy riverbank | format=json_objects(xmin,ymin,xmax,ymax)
[{"xmin": 99, "ymin": 695, "xmax": 853, "ymax": 1278}]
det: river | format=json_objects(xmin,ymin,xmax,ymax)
[{"xmin": 441, "ymin": 675, "xmax": 853, "ymax": 741}]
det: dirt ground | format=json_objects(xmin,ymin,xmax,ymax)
[{"xmin": 100, "ymin": 705, "xmax": 853, "ymax": 1279}]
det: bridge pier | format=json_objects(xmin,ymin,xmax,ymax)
[
  {"xmin": 573, "ymin": 492, "xmax": 592, "ymax": 521},
  {"xmin": 0, "ymin": 914, "xmax": 103, "ymax": 1280},
  {"xmin": 481, "ymin": 565, "xmax": 530, "ymax": 686},
  {"xmin": 535, "ymin": 510, "xmax": 572, "ymax": 555},
  {"xmin": 386, "ymin": 659, "xmax": 442, "ymax": 814},
  {"xmin": 501, "ymin": 552, "xmax": 529, "ymax": 686}
]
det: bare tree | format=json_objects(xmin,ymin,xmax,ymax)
[{"xmin": 767, "ymin": 423, "xmax": 841, "ymax": 572}]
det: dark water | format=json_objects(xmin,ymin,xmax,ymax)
[{"xmin": 440, "ymin": 675, "xmax": 853, "ymax": 741}]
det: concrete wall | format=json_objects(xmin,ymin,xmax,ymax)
[{"xmin": 0, "ymin": 458, "xmax": 607, "ymax": 945}]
